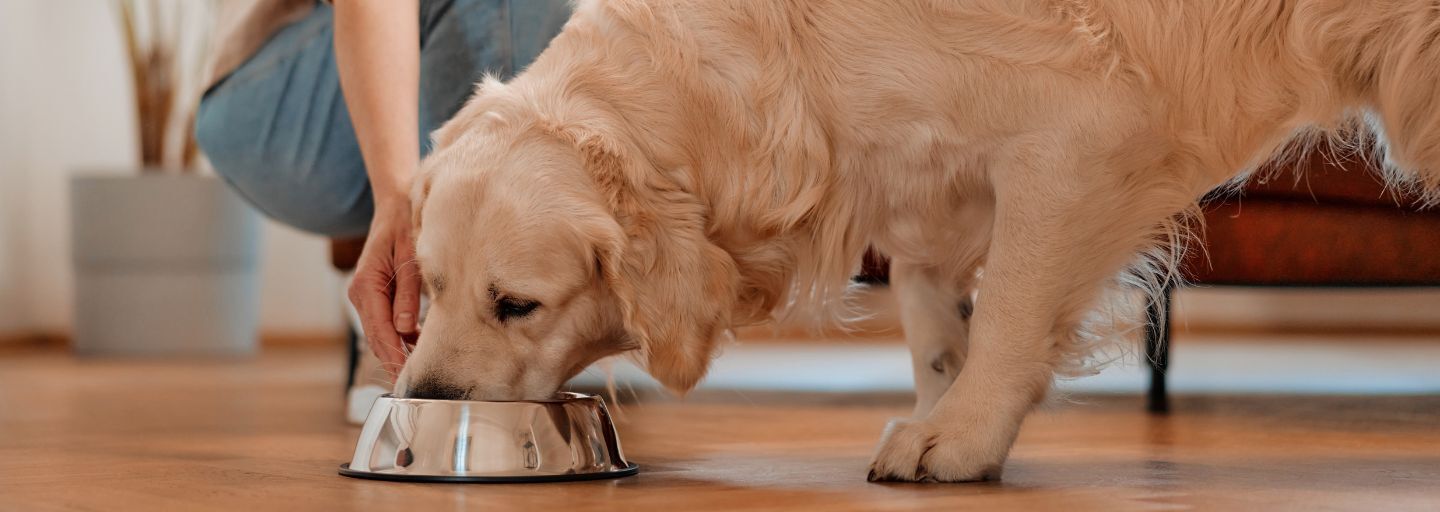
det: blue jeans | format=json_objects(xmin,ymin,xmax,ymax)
[{"xmin": 195, "ymin": 0, "xmax": 569, "ymax": 237}]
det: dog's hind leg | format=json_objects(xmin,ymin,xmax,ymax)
[
  {"xmin": 891, "ymin": 261, "xmax": 977, "ymax": 418},
  {"xmin": 869, "ymin": 135, "xmax": 1193, "ymax": 482}
]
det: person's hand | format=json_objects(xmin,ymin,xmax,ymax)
[
  {"xmin": 347, "ymin": 196, "xmax": 422, "ymax": 377},
  {"xmin": 334, "ymin": 0, "xmax": 422, "ymax": 378}
]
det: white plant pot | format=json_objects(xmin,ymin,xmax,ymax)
[{"xmin": 70, "ymin": 174, "xmax": 262, "ymax": 357}]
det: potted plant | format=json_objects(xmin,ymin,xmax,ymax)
[{"xmin": 70, "ymin": 0, "xmax": 261, "ymax": 357}]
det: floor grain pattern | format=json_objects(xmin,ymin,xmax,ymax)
[{"xmin": 1, "ymin": 347, "xmax": 1437, "ymax": 511}]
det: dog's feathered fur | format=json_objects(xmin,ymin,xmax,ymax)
[{"xmin": 400, "ymin": 0, "xmax": 1440, "ymax": 482}]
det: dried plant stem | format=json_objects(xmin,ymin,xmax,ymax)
[{"xmin": 116, "ymin": 0, "xmax": 207, "ymax": 173}]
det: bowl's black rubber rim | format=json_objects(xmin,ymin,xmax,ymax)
[{"xmin": 338, "ymin": 463, "xmax": 639, "ymax": 483}]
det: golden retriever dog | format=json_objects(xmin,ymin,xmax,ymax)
[{"xmin": 395, "ymin": 0, "xmax": 1440, "ymax": 482}]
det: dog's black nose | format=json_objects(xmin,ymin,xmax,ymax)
[{"xmin": 403, "ymin": 376, "xmax": 469, "ymax": 400}]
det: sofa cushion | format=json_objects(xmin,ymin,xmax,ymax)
[{"xmin": 1183, "ymin": 199, "xmax": 1440, "ymax": 286}]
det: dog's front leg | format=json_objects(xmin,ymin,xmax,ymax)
[
  {"xmin": 868, "ymin": 141, "xmax": 1187, "ymax": 482},
  {"xmin": 891, "ymin": 260, "xmax": 976, "ymax": 418},
  {"xmin": 869, "ymin": 211, "xmax": 1063, "ymax": 482}
]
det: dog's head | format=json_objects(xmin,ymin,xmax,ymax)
[{"xmin": 394, "ymin": 98, "xmax": 739, "ymax": 400}]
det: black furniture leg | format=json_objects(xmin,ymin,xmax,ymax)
[
  {"xmin": 345, "ymin": 323, "xmax": 360, "ymax": 394},
  {"xmin": 1144, "ymin": 285, "xmax": 1173, "ymax": 414}
]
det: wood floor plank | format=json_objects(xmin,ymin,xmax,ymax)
[{"xmin": 1, "ymin": 347, "xmax": 1437, "ymax": 511}]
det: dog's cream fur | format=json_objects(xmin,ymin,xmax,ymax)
[{"xmin": 397, "ymin": 0, "xmax": 1440, "ymax": 482}]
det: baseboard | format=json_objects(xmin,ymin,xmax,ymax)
[
  {"xmin": 0, "ymin": 332, "xmax": 67, "ymax": 352},
  {"xmin": 0, "ymin": 329, "xmax": 348, "ymax": 352},
  {"xmin": 1174, "ymin": 287, "xmax": 1440, "ymax": 337},
  {"xmin": 1172, "ymin": 323, "xmax": 1440, "ymax": 340},
  {"xmin": 260, "ymin": 330, "xmax": 347, "ymax": 348}
]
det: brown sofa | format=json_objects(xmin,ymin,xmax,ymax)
[{"xmin": 1145, "ymin": 149, "xmax": 1440, "ymax": 412}]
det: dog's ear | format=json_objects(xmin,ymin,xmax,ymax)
[{"xmin": 576, "ymin": 130, "xmax": 739, "ymax": 394}]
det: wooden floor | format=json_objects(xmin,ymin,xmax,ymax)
[{"xmin": 2, "ymin": 346, "xmax": 1438, "ymax": 511}]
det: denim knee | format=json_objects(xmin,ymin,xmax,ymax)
[{"xmin": 195, "ymin": 95, "xmax": 374, "ymax": 238}]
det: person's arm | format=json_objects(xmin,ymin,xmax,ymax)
[{"xmin": 333, "ymin": 0, "xmax": 422, "ymax": 376}]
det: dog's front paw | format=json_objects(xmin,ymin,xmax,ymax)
[{"xmin": 866, "ymin": 417, "xmax": 1007, "ymax": 483}]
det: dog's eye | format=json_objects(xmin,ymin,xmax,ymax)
[{"xmin": 496, "ymin": 297, "xmax": 540, "ymax": 322}]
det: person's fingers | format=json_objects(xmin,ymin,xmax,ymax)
[
  {"xmin": 392, "ymin": 235, "xmax": 422, "ymax": 336},
  {"xmin": 347, "ymin": 266, "xmax": 406, "ymax": 377}
]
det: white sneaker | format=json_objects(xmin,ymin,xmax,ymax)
[
  {"xmin": 346, "ymin": 383, "xmax": 389, "ymax": 425},
  {"xmin": 342, "ymin": 272, "xmax": 393, "ymax": 425}
]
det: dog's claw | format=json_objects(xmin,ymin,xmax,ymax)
[{"xmin": 867, "ymin": 469, "xmax": 880, "ymax": 482}]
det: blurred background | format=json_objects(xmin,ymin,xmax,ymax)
[
  {"xmin": 1, "ymin": 0, "xmax": 1439, "ymax": 398},
  {"xmin": 1, "ymin": 1, "xmax": 347, "ymax": 353}
]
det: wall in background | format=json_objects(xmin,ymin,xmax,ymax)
[
  {"xmin": 0, "ymin": 1, "xmax": 30, "ymax": 334},
  {"xmin": 0, "ymin": 1, "xmax": 344, "ymax": 340}
]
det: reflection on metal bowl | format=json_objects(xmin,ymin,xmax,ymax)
[{"xmin": 340, "ymin": 392, "xmax": 637, "ymax": 483}]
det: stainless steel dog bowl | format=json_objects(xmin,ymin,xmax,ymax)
[{"xmin": 339, "ymin": 392, "xmax": 638, "ymax": 483}]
